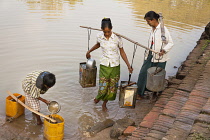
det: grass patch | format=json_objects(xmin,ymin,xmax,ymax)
[
  {"xmin": 191, "ymin": 132, "xmax": 207, "ymax": 140},
  {"xmin": 201, "ymin": 40, "xmax": 210, "ymax": 51}
]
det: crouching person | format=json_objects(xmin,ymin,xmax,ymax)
[{"xmin": 22, "ymin": 71, "xmax": 56, "ymax": 125}]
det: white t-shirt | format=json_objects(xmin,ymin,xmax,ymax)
[
  {"xmin": 97, "ymin": 32, "xmax": 123, "ymax": 67},
  {"xmin": 145, "ymin": 23, "xmax": 174, "ymax": 62}
]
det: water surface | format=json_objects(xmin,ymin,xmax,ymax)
[{"xmin": 0, "ymin": 0, "xmax": 210, "ymax": 139}]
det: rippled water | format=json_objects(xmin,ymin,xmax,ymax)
[{"xmin": 0, "ymin": 0, "xmax": 210, "ymax": 139}]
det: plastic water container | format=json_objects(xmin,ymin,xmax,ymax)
[
  {"xmin": 6, "ymin": 93, "xmax": 25, "ymax": 118},
  {"xmin": 44, "ymin": 114, "xmax": 64, "ymax": 140}
]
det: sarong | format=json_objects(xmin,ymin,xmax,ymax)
[
  {"xmin": 95, "ymin": 64, "xmax": 120, "ymax": 101},
  {"xmin": 25, "ymin": 92, "xmax": 40, "ymax": 112},
  {"xmin": 137, "ymin": 54, "xmax": 166, "ymax": 96}
]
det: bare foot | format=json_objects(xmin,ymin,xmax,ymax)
[
  {"xmin": 94, "ymin": 98, "xmax": 100, "ymax": 104},
  {"xmin": 136, "ymin": 94, "xmax": 144, "ymax": 100},
  {"xmin": 37, "ymin": 120, "xmax": 43, "ymax": 125},
  {"xmin": 102, "ymin": 105, "xmax": 108, "ymax": 112},
  {"xmin": 33, "ymin": 113, "xmax": 43, "ymax": 125},
  {"xmin": 102, "ymin": 100, "xmax": 108, "ymax": 112}
]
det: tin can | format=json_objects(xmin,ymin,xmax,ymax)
[
  {"xmin": 79, "ymin": 62, "xmax": 97, "ymax": 88},
  {"xmin": 119, "ymin": 81, "xmax": 137, "ymax": 108}
]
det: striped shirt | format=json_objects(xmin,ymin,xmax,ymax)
[{"xmin": 22, "ymin": 71, "xmax": 48, "ymax": 98}]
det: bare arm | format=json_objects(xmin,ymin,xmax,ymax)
[
  {"xmin": 119, "ymin": 48, "xmax": 133, "ymax": 73},
  {"xmin": 86, "ymin": 43, "xmax": 100, "ymax": 59},
  {"xmin": 38, "ymin": 97, "xmax": 50, "ymax": 105}
]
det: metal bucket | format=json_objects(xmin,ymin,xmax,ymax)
[
  {"xmin": 146, "ymin": 67, "xmax": 166, "ymax": 92},
  {"xmin": 48, "ymin": 101, "xmax": 61, "ymax": 114},
  {"xmin": 119, "ymin": 81, "xmax": 137, "ymax": 108},
  {"xmin": 86, "ymin": 58, "xmax": 96, "ymax": 69},
  {"xmin": 79, "ymin": 62, "xmax": 97, "ymax": 88}
]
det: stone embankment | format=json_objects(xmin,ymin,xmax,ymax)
[{"xmin": 126, "ymin": 22, "xmax": 210, "ymax": 140}]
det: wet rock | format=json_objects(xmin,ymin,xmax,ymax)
[
  {"xmin": 85, "ymin": 119, "xmax": 115, "ymax": 137},
  {"xmin": 110, "ymin": 124, "xmax": 125, "ymax": 138},
  {"xmin": 110, "ymin": 118, "xmax": 135, "ymax": 139},
  {"xmin": 200, "ymin": 22, "xmax": 210, "ymax": 40},
  {"xmin": 78, "ymin": 114, "xmax": 95, "ymax": 132},
  {"xmin": 176, "ymin": 66, "xmax": 190, "ymax": 80}
]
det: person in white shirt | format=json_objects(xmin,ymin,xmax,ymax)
[
  {"xmin": 137, "ymin": 11, "xmax": 174, "ymax": 99},
  {"xmin": 86, "ymin": 18, "xmax": 133, "ymax": 111}
]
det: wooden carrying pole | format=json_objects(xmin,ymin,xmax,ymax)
[
  {"xmin": 80, "ymin": 26, "xmax": 158, "ymax": 54},
  {"xmin": 7, "ymin": 91, "xmax": 56, "ymax": 123}
]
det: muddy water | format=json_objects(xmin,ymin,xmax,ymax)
[{"xmin": 0, "ymin": 0, "xmax": 210, "ymax": 139}]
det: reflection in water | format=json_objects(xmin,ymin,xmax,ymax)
[
  {"xmin": 115, "ymin": 0, "xmax": 210, "ymax": 29},
  {"xmin": 20, "ymin": 0, "xmax": 83, "ymax": 18},
  {"xmin": 0, "ymin": 0, "xmax": 209, "ymax": 139}
]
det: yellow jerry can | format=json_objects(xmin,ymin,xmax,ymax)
[
  {"xmin": 44, "ymin": 114, "xmax": 64, "ymax": 140},
  {"xmin": 6, "ymin": 93, "xmax": 25, "ymax": 118}
]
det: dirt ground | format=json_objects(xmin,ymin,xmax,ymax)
[{"xmin": 85, "ymin": 99, "xmax": 155, "ymax": 140}]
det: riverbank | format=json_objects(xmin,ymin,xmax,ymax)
[
  {"xmin": 85, "ymin": 22, "xmax": 210, "ymax": 140},
  {"xmin": 127, "ymin": 22, "xmax": 210, "ymax": 140}
]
